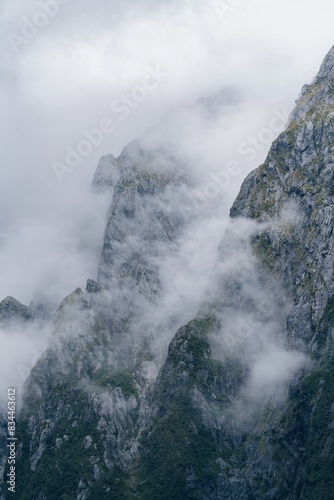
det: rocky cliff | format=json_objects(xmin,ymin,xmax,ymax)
[{"xmin": 2, "ymin": 47, "xmax": 334, "ymax": 499}]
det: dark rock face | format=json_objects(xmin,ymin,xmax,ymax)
[
  {"xmin": 3, "ymin": 47, "xmax": 334, "ymax": 499},
  {"xmin": 86, "ymin": 279, "xmax": 102, "ymax": 294}
]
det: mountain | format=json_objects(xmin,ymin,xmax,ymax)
[
  {"xmin": 2, "ymin": 47, "xmax": 334, "ymax": 499},
  {"xmin": 0, "ymin": 297, "xmax": 31, "ymax": 328}
]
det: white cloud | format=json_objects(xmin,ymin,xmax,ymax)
[
  {"xmin": 0, "ymin": 0, "xmax": 332, "ymax": 399},
  {"xmin": 248, "ymin": 347, "xmax": 307, "ymax": 396}
]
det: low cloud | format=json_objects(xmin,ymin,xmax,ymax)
[
  {"xmin": 0, "ymin": 0, "xmax": 333, "ymax": 402},
  {"xmin": 0, "ymin": 320, "xmax": 50, "ymax": 408},
  {"xmin": 247, "ymin": 347, "xmax": 307, "ymax": 398}
]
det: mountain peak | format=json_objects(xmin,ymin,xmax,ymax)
[
  {"xmin": 315, "ymin": 45, "xmax": 334, "ymax": 83},
  {"xmin": 0, "ymin": 296, "xmax": 31, "ymax": 327}
]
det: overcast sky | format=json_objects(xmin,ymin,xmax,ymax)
[{"xmin": 0, "ymin": 0, "xmax": 334, "ymax": 306}]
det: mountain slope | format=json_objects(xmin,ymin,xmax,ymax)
[{"xmin": 2, "ymin": 46, "xmax": 334, "ymax": 499}]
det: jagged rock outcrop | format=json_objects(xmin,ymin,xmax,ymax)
[
  {"xmin": 97, "ymin": 146, "xmax": 188, "ymax": 301},
  {"xmin": 3, "ymin": 47, "xmax": 334, "ymax": 499}
]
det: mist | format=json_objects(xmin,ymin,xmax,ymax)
[{"xmin": 1, "ymin": 0, "xmax": 334, "ymax": 404}]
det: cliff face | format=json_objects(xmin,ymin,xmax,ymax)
[
  {"xmin": 227, "ymin": 45, "xmax": 334, "ymax": 499},
  {"xmin": 3, "ymin": 47, "xmax": 334, "ymax": 499},
  {"xmin": 231, "ymin": 45, "xmax": 334, "ymax": 355},
  {"xmin": 95, "ymin": 143, "xmax": 188, "ymax": 301}
]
